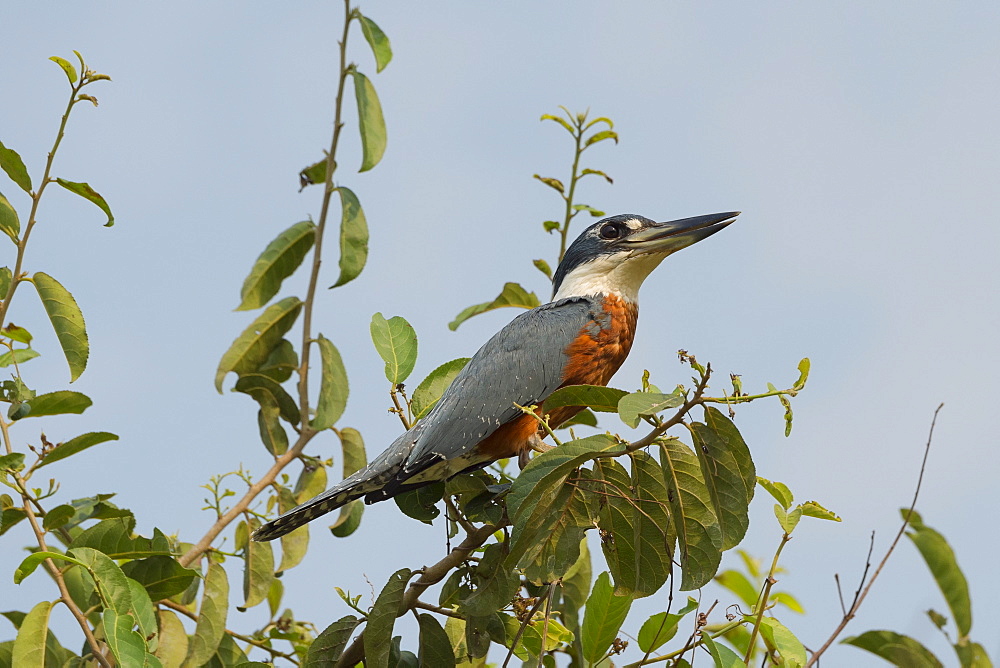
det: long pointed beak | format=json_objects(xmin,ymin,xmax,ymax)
[{"xmin": 623, "ymin": 211, "xmax": 740, "ymax": 255}]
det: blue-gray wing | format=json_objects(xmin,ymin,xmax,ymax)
[{"xmin": 400, "ymin": 295, "xmax": 598, "ymax": 471}]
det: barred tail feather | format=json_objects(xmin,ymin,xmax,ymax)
[{"xmin": 252, "ymin": 482, "xmax": 366, "ymax": 542}]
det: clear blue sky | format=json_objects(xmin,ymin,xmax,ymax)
[{"xmin": 2, "ymin": 3, "xmax": 998, "ymax": 665}]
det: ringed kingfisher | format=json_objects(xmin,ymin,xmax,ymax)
[{"xmin": 253, "ymin": 211, "xmax": 738, "ymax": 541}]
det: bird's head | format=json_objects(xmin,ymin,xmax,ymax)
[{"xmin": 551, "ymin": 212, "xmax": 739, "ymax": 302}]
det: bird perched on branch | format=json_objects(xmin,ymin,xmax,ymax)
[{"xmin": 253, "ymin": 211, "xmax": 738, "ymax": 541}]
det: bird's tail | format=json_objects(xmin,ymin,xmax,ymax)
[
  {"xmin": 251, "ymin": 436, "xmax": 414, "ymax": 541},
  {"xmin": 250, "ymin": 479, "xmax": 366, "ymax": 542}
]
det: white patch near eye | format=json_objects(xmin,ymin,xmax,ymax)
[
  {"xmin": 623, "ymin": 218, "xmax": 643, "ymax": 230},
  {"xmin": 553, "ymin": 252, "xmax": 665, "ymax": 303}
]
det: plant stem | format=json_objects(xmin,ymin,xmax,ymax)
[
  {"xmin": 558, "ymin": 119, "xmax": 584, "ymax": 263},
  {"xmin": 0, "ymin": 69, "xmax": 83, "ymax": 328},
  {"xmin": 296, "ymin": 0, "xmax": 353, "ymax": 426},
  {"xmin": 743, "ymin": 531, "xmax": 792, "ymax": 664},
  {"xmin": 806, "ymin": 403, "xmax": 943, "ymax": 665}
]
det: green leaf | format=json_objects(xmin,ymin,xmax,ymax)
[
  {"xmin": 506, "ymin": 434, "xmax": 621, "ymax": 525},
  {"xmin": 14, "ymin": 551, "xmax": 86, "ymax": 584},
  {"xmin": 519, "ymin": 469, "xmax": 596, "ymax": 585},
  {"xmin": 458, "ymin": 542, "xmax": 520, "ymax": 617},
  {"xmin": 241, "ymin": 519, "xmax": 274, "ymax": 609},
  {"xmin": 545, "ymin": 385, "xmax": 628, "ymax": 413},
  {"xmin": 580, "ymin": 572, "xmax": 631, "ymax": 664},
  {"xmin": 843, "ymin": 630, "xmax": 943, "ymax": 667},
  {"xmin": 499, "ymin": 612, "xmax": 573, "ymax": 660},
  {"xmin": 54, "ymin": 178, "xmax": 113, "ymax": 226},
  {"xmin": 903, "ymin": 510, "xmax": 972, "ymax": 637},
  {"xmin": 102, "ymin": 608, "xmax": 147, "ymax": 667},
  {"xmin": 22, "ymin": 390, "xmax": 91, "ymax": 418},
  {"xmin": 618, "ymin": 389, "xmax": 684, "ymax": 428},
  {"xmin": 304, "ymin": 616, "xmax": 360, "ymax": 667},
  {"xmin": 184, "ymin": 562, "xmax": 229, "ymax": 666},
  {"xmin": 715, "ymin": 570, "xmax": 759, "ymax": 608},
  {"xmin": 394, "ymin": 481, "xmax": 444, "ymax": 524},
  {"xmin": 329, "ymin": 427, "xmax": 368, "ymax": 537},
  {"xmin": 659, "ymin": 438, "xmax": 723, "ymax": 590},
  {"xmin": 73, "ymin": 517, "xmax": 172, "ymax": 559},
  {"xmin": 351, "ymin": 70, "xmax": 387, "ymax": 172},
  {"xmin": 127, "ymin": 577, "xmax": 156, "ymax": 649},
  {"xmin": 533, "ymin": 258, "xmax": 552, "ymax": 279},
  {"xmin": 236, "ymin": 220, "xmax": 315, "ymax": 311},
  {"xmin": 572, "ymin": 203, "xmax": 605, "ymax": 217},
  {"xmin": 0, "ymin": 348, "xmax": 38, "ymax": 367},
  {"xmin": 793, "ymin": 358, "xmax": 810, "ymax": 390},
  {"xmin": 3, "ymin": 324, "xmax": 31, "ymax": 343},
  {"xmin": 540, "ymin": 113, "xmax": 574, "ymax": 134},
  {"xmin": 636, "ymin": 598, "xmax": 699, "ymax": 653},
  {"xmin": 365, "ymin": 569, "xmax": 413, "ymax": 668},
  {"xmin": 0, "ymin": 191, "xmax": 20, "ymax": 243},
  {"xmin": 691, "ymin": 407, "xmax": 755, "ymax": 550},
  {"xmin": 583, "ymin": 130, "xmax": 618, "ymax": 148},
  {"xmin": 583, "ymin": 116, "xmax": 614, "ymax": 131},
  {"xmin": 12, "ymin": 600, "xmax": 52, "ymax": 668},
  {"xmin": 358, "ymin": 15, "xmax": 393, "ymax": 72},
  {"xmin": 0, "ymin": 267, "xmax": 11, "ymax": 296},
  {"xmin": 41, "ymin": 504, "xmax": 75, "ymax": 531},
  {"xmin": 38, "ymin": 431, "xmax": 118, "ymax": 467},
  {"xmin": 595, "ymin": 453, "xmax": 674, "ymax": 598},
  {"xmin": 0, "ymin": 140, "xmax": 31, "ymax": 193},
  {"xmin": 772, "ymin": 591, "xmax": 805, "ymax": 614},
  {"xmin": 411, "ymin": 358, "xmax": 470, "ymax": 419},
  {"xmin": 256, "ymin": 338, "xmax": 297, "ymax": 382},
  {"xmin": 49, "ymin": 56, "xmax": 77, "ymax": 83},
  {"xmin": 758, "ymin": 617, "xmax": 806, "ymax": 666},
  {"xmin": 370, "ymin": 312, "xmax": 418, "ymax": 384},
  {"xmin": 155, "ymin": 609, "xmax": 188, "ymax": 667},
  {"xmin": 955, "ymin": 641, "xmax": 992, "ymax": 668},
  {"xmin": 329, "ymin": 500, "xmax": 364, "ymax": 537},
  {"xmin": 276, "ymin": 487, "xmax": 309, "ymax": 572},
  {"xmin": 234, "ymin": 373, "xmax": 300, "ymax": 425},
  {"xmin": 559, "ymin": 407, "xmax": 598, "ymax": 429},
  {"xmin": 542, "ymin": 220, "xmax": 560, "ymax": 233},
  {"xmin": 533, "ymin": 174, "xmax": 565, "ymax": 193},
  {"xmin": 799, "ymin": 500, "xmax": 841, "ymax": 522},
  {"xmin": 121, "ymin": 556, "xmax": 199, "ymax": 600},
  {"xmin": 756, "ymin": 477, "xmax": 793, "ymax": 510},
  {"xmin": 298, "ymin": 157, "xmax": 328, "ymax": 188},
  {"xmin": 68, "ymin": 546, "xmax": 133, "ymax": 614},
  {"xmin": 293, "ymin": 459, "xmax": 328, "ymax": 504},
  {"xmin": 210, "ymin": 633, "xmax": 248, "ymax": 666},
  {"xmin": 256, "ymin": 397, "xmax": 288, "ymax": 456},
  {"xmin": 215, "ymin": 296, "xmax": 302, "ymax": 391},
  {"xmin": 580, "ymin": 168, "xmax": 613, "ymax": 184},
  {"xmin": 418, "ymin": 614, "xmax": 456, "ymax": 668},
  {"xmin": 0, "ymin": 452, "xmax": 24, "ymax": 473},
  {"xmin": 32, "ymin": 272, "xmax": 88, "ymax": 381},
  {"xmin": 700, "ymin": 631, "xmax": 747, "ymax": 668},
  {"xmin": 330, "ymin": 186, "xmax": 369, "ymax": 287},
  {"xmin": 311, "ymin": 335, "xmax": 348, "ymax": 429},
  {"xmin": 449, "ymin": 282, "xmax": 541, "ymax": 331}
]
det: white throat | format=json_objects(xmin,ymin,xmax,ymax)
[{"xmin": 552, "ymin": 253, "xmax": 665, "ymax": 303}]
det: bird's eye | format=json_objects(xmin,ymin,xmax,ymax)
[{"xmin": 599, "ymin": 223, "xmax": 621, "ymax": 240}]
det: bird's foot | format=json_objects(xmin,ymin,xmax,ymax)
[{"xmin": 518, "ymin": 434, "xmax": 554, "ymax": 469}]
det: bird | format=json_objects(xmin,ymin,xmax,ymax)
[{"xmin": 252, "ymin": 211, "xmax": 738, "ymax": 541}]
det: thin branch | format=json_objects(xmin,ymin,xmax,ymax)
[
  {"xmin": 179, "ymin": 431, "xmax": 314, "ymax": 567},
  {"xmin": 806, "ymin": 403, "xmax": 943, "ymax": 666},
  {"xmin": 537, "ymin": 581, "xmax": 558, "ymax": 668},
  {"xmin": 336, "ymin": 522, "xmax": 498, "ymax": 667},
  {"xmin": 744, "ymin": 533, "xmax": 792, "ymax": 664},
  {"xmin": 20, "ymin": 490, "xmax": 112, "ymax": 668},
  {"xmin": 502, "ymin": 595, "xmax": 548, "ymax": 668},
  {"xmin": 159, "ymin": 600, "xmax": 301, "ymax": 664},
  {"xmin": 413, "ymin": 600, "xmax": 465, "ymax": 620}
]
